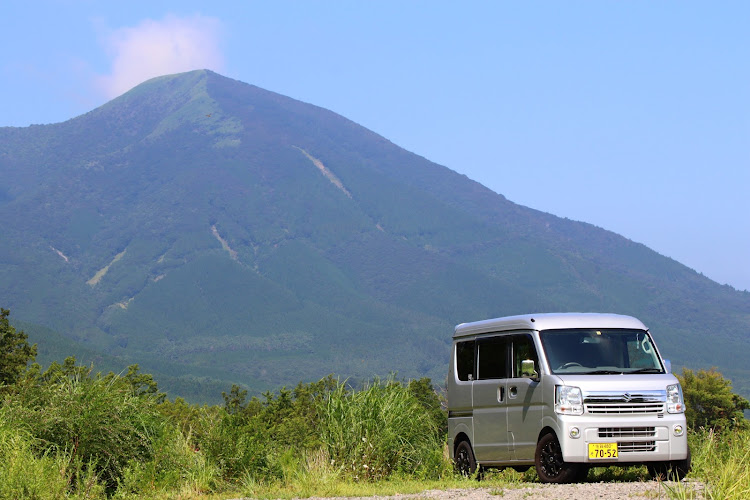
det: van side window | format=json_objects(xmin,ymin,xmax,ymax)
[
  {"xmin": 456, "ymin": 340, "xmax": 476, "ymax": 381},
  {"xmin": 512, "ymin": 334, "xmax": 539, "ymax": 378},
  {"xmin": 478, "ymin": 336, "xmax": 508, "ymax": 380}
]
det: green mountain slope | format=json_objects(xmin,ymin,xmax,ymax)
[{"xmin": 1, "ymin": 70, "xmax": 749, "ymax": 401}]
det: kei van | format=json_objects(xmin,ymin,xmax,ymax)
[{"xmin": 447, "ymin": 313, "xmax": 690, "ymax": 483}]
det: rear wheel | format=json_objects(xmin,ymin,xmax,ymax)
[
  {"xmin": 535, "ymin": 432, "xmax": 581, "ymax": 483},
  {"xmin": 455, "ymin": 440, "xmax": 478, "ymax": 478}
]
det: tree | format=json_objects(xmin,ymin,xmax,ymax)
[
  {"xmin": 222, "ymin": 383, "xmax": 248, "ymax": 414},
  {"xmin": 0, "ymin": 308, "xmax": 37, "ymax": 386},
  {"xmin": 678, "ymin": 367, "xmax": 750, "ymax": 432},
  {"xmin": 407, "ymin": 377, "xmax": 447, "ymax": 436}
]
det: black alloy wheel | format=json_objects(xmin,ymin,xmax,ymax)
[
  {"xmin": 534, "ymin": 432, "xmax": 580, "ymax": 483},
  {"xmin": 454, "ymin": 440, "xmax": 477, "ymax": 478}
]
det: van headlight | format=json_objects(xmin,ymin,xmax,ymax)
[
  {"xmin": 555, "ymin": 385, "xmax": 583, "ymax": 415},
  {"xmin": 667, "ymin": 384, "xmax": 684, "ymax": 413}
]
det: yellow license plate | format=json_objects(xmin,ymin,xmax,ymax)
[{"xmin": 588, "ymin": 442, "xmax": 618, "ymax": 459}]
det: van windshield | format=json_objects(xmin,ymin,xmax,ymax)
[{"xmin": 539, "ymin": 328, "xmax": 664, "ymax": 375}]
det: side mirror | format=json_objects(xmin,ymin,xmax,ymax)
[
  {"xmin": 521, "ymin": 359, "xmax": 539, "ymax": 380},
  {"xmin": 663, "ymin": 359, "xmax": 672, "ymax": 374}
]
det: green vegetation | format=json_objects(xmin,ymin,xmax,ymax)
[
  {"xmin": 0, "ymin": 364, "xmax": 450, "ymax": 498},
  {"xmin": 0, "ymin": 310, "xmax": 452, "ymax": 497},
  {"xmin": 683, "ymin": 428, "xmax": 750, "ymax": 499},
  {"xmin": 0, "ymin": 311, "xmax": 749, "ymax": 498},
  {"xmin": 678, "ymin": 367, "xmax": 750, "ymax": 433},
  {"xmin": 0, "ymin": 308, "xmax": 37, "ymax": 386}
]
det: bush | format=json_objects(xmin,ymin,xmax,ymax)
[
  {"xmin": 0, "ymin": 416, "xmax": 104, "ymax": 499},
  {"xmin": 114, "ymin": 421, "xmax": 219, "ymax": 498},
  {"xmin": 0, "ymin": 308, "xmax": 37, "ymax": 387},
  {"xmin": 678, "ymin": 368, "xmax": 750, "ymax": 433},
  {"xmin": 0, "ymin": 358, "xmax": 167, "ymax": 492},
  {"xmin": 407, "ymin": 377, "xmax": 447, "ymax": 436},
  {"xmin": 201, "ymin": 376, "xmax": 338, "ymax": 483}
]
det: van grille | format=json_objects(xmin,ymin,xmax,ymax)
[
  {"xmin": 618, "ymin": 441, "xmax": 656, "ymax": 453},
  {"xmin": 584, "ymin": 391, "xmax": 666, "ymax": 415},
  {"xmin": 586, "ymin": 402, "xmax": 664, "ymax": 415},
  {"xmin": 599, "ymin": 427, "xmax": 656, "ymax": 438}
]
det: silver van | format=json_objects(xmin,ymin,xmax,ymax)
[{"xmin": 447, "ymin": 313, "xmax": 690, "ymax": 483}]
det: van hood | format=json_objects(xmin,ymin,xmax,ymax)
[{"xmin": 555, "ymin": 373, "xmax": 679, "ymax": 393}]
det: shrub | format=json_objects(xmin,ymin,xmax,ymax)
[
  {"xmin": 158, "ymin": 396, "xmax": 221, "ymax": 451},
  {"xmin": 407, "ymin": 377, "xmax": 447, "ymax": 436},
  {"xmin": 0, "ymin": 417, "xmax": 105, "ymax": 499},
  {"xmin": 0, "ymin": 308, "xmax": 37, "ymax": 387},
  {"xmin": 200, "ymin": 409, "xmax": 284, "ymax": 483},
  {"xmin": 114, "ymin": 421, "xmax": 220, "ymax": 498},
  {"xmin": 0, "ymin": 358, "xmax": 166, "ymax": 492},
  {"xmin": 678, "ymin": 368, "xmax": 750, "ymax": 433},
  {"xmin": 200, "ymin": 376, "xmax": 339, "ymax": 484}
]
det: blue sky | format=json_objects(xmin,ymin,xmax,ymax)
[{"xmin": 2, "ymin": 1, "xmax": 749, "ymax": 291}]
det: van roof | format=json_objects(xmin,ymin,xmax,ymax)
[{"xmin": 453, "ymin": 312, "xmax": 647, "ymax": 338}]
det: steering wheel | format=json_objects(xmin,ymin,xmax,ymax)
[{"xmin": 559, "ymin": 362, "xmax": 583, "ymax": 369}]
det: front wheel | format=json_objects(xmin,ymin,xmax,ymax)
[
  {"xmin": 648, "ymin": 447, "xmax": 691, "ymax": 481},
  {"xmin": 454, "ymin": 440, "xmax": 478, "ymax": 478},
  {"xmin": 534, "ymin": 432, "xmax": 581, "ymax": 483}
]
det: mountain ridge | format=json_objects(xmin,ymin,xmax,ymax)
[{"xmin": 1, "ymin": 70, "xmax": 748, "ymax": 401}]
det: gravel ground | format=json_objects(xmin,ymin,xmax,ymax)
[{"xmin": 281, "ymin": 480, "xmax": 705, "ymax": 500}]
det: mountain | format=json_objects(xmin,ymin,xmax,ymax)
[{"xmin": 1, "ymin": 70, "xmax": 749, "ymax": 402}]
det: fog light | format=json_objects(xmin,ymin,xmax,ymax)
[
  {"xmin": 570, "ymin": 427, "xmax": 580, "ymax": 439},
  {"xmin": 673, "ymin": 425, "xmax": 684, "ymax": 436}
]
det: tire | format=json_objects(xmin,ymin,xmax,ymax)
[
  {"xmin": 534, "ymin": 432, "xmax": 581, "ymax": 483},
  {"xmin": 575, "ymin": 465, "xmax": 590, "ymax": 482},
  {"xmin": 454, "ymin": 440, "xmax": 478, "ymax": 478},
  {"xmin": 648, "ymin": 447, "xmax": 691, "ymax": 481}
]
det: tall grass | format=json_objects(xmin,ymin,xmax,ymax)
[
  {"xmin": 1, "ymin": 367, "xmax": 164, "ymax": 491},
  {"xmin": 0, "ymin": 360, "xmax": 227, "ymax": 497},
  {"xmin": 0, "ymin": 418, "xmax": 104, "ymax": 499},
  {"xmin": 114, "ymin": 422, "xmax": 219, "ymax": 498},
  {"xmin": 319, "ymin": 378, "xmax": 447, "ymax": 481},
  {"xmin": 677, "ymin": 429, "xmax": 750, "ymax": 499}
]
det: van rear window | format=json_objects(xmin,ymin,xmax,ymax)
[{"xmin": 456, "ymin": 340, "xmax": 475, "ymax": 381}]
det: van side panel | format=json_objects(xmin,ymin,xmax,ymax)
[
  {"xmin": 507, "ymin": 376, "xmax": 544, "ymax": 461},
  {"xmin": 472, "ymin": 377, "xmax": 510, "ymax": 461}
]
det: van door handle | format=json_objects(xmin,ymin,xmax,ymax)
[
  {"xmin": 509, "ymin": 386, "xmax": 518, "ymax": 398},
  {"xmin": 497, "ymin": 386, "xmax": 505, "ymax": 403}
]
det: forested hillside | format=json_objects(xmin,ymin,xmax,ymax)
[{"xmin": 1, "ymin": 70, "xmax": 748, "ymax": 401}]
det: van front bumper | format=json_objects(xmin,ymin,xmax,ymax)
[{"xmin": 556, "ymin": 413, "xmax": 689, "ymax": 464}]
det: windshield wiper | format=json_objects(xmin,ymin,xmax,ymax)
[
  {"xmin": 586, "ymin": 370, "xmax": 624, "ymax": 375},
  {"xmin": 627, "ymin": 367, "xmax": 663, "ymax": 374}
]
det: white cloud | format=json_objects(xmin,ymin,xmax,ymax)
[{"xmin": 97, "ymin": 14, "xmax": 224, "ymax": 98}]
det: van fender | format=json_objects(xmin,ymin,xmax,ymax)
[
  {"xmin": 539, "ymin": 415, "xmax": 563, "ymax": 442},
  {"xmin": 452, "ymin": 421, "xmax": 473, "ymax": 444},
  {"xmin": 449, "ymin": 421, "xmax": 473, "ymax": 460}
]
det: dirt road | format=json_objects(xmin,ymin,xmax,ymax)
[{"xmin": 294, "ymin": 480, "xmax": 704, "ymax": 500}]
